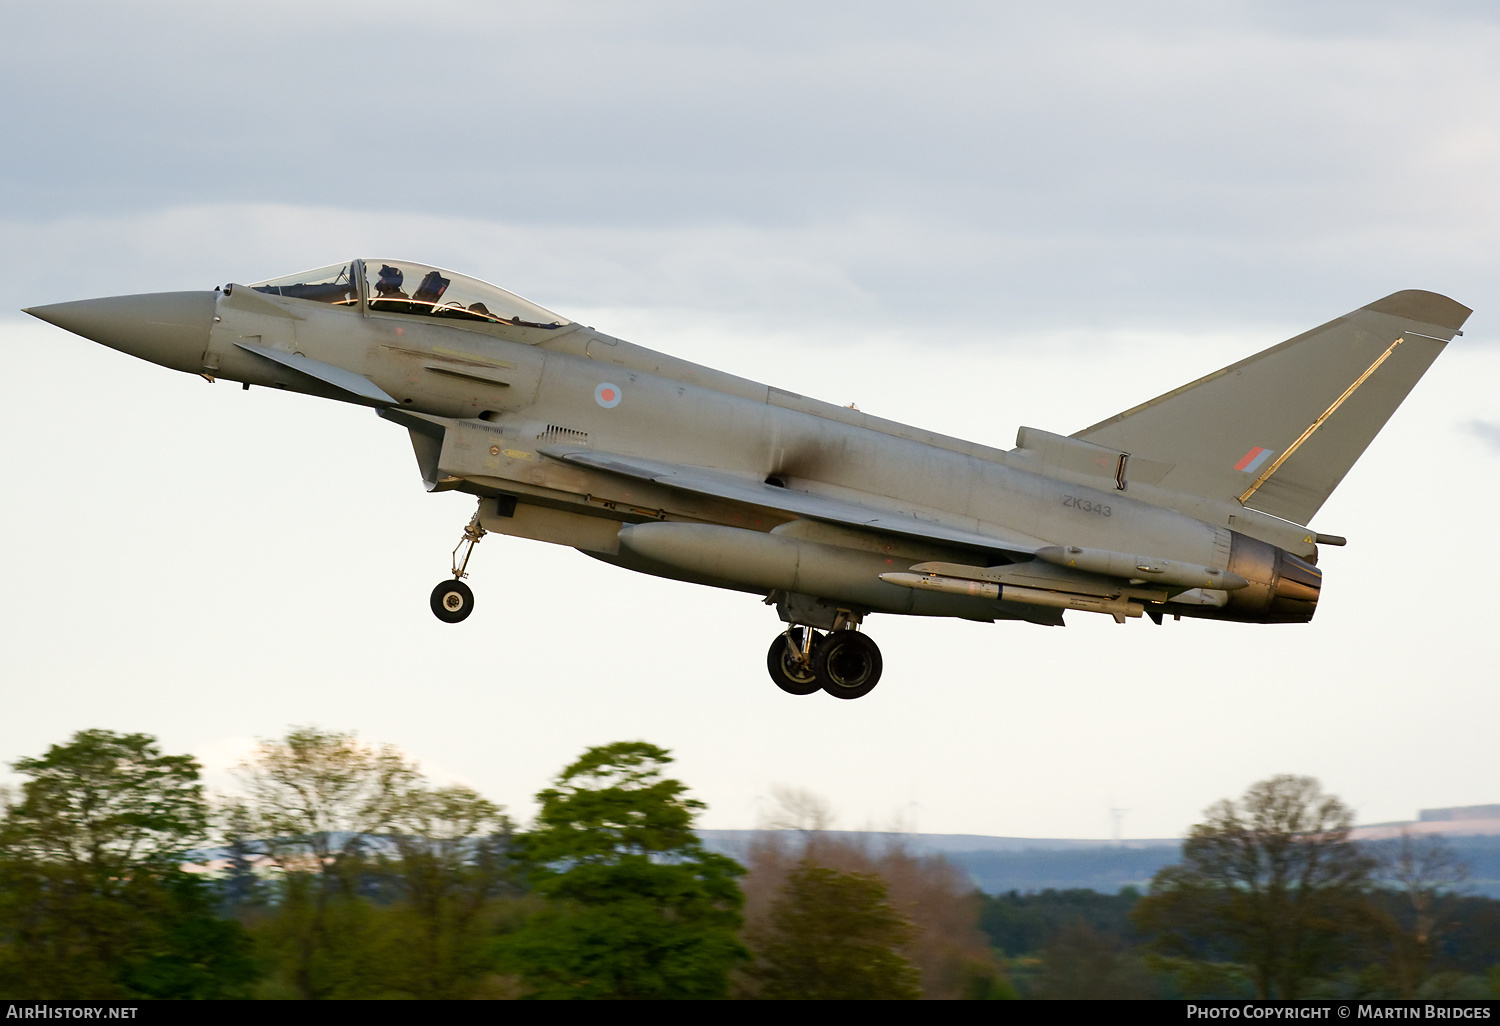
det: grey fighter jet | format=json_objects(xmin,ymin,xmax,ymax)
[{"xmin": 25, "ymin": 260, "xmax": 1470, "ymax": 700}]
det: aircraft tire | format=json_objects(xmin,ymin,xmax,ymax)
[
  {"xmin": 816, "ymin": 631, "xmax": 882, "ymax": 700},
  {"xmin": 430, "ymin": 579, "xmax": 474, "ymax": 623},
  {"xmin": 766, "ymin": 628, "xmax": 823, "ymax": 696}
]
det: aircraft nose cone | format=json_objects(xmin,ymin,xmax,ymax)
[{"xmin": 24, "ymin": 291, "xmax": 218, "ymax": 374}]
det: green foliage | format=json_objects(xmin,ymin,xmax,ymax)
[
  {"xmin": 1143, "ymin": 954, "xmax": 1254, "ymax": 999},
  {"xmin": 1436, "ymin": 895, "xmax": 1500, "ymax": 975},
  {"xmin": 978, "ymin": 864, "xmax": 1500, "ymax": 999},
  {"xmin": 16, "ymin": 729, "xmax": 1496, "ymax": 1002},
  {"xmin": 978, "ymin": 886, "xmax": 1144, "ymax": 957},
  {"xmin": 527, "ymin": 741, "xmax": 705, "ymax": 864},
  {"xmin": 112, "ymin": 872, "xmax": 258, "ymax": 999},
  {"xmin": 1362, "ymin": 830, "xmax": 1474, "ymax": 998},
  {"xmin": 960, "ymin": 961, "xmax": 1021, "ymax": 1000},
  {"xmin": 0, "ymin": 730, "xmax": 255, "ymax": 999},
  {"xmin": 225, "ymin": 727, "xmax": 415, "ymax": 999},
  {"xmin": 376, "ymin": 785, "xmax": 518, "ymax": 998},
  {"xmin": 743, "ymin": 860, "xmax": 921, "ymax": 999},
  {"xmin": 230, "ymin": 727, "xmax": 519, "ymax": 999},
  {"xmin": 4, "ymin": 729, "xmax": 206, "ymax": 869},
  {"xmin": 502, "ymin": 741, "xmax": 747, "ymax": 999},
  {"xmin": 1029, "ymin": 920, "xmax": 1157, "ymax": 999},
  {"xmin": 1133, "ymin": 775, "xmax": 1374, "ymax": 999}
]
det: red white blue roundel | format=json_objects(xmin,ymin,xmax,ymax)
[{"xmin": 594, "ymin": 382, "xmax": 622, "ymax": 408}]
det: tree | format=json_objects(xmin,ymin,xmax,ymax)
[
  {"xmin": 228, "ymin": 725, "xmax": 419, "ymax": 875},
  {"xmin": 738, "ymin": 787, "xmax": 1011, "ymax": 998},
  {"xmin": 1365, "ymin": 829, "xmax": 1471, "ymax": 998},
  {"xmin": 227, "ymin": 726, "xmax": 422, "ymax": 999},
  {"xmin": 0, "ymin": 730, "xmax": 254, "ymax": 998},
  {"xmin": 378, "ymin": 784, "xmax": 517, "ymax": 998},
  {"xmin": 1030, "ymin": 921, "xmax": 1156, "ymax": 999},
  {"xmin": 744, "ymin": 860, "xmax": 921, "ymax": 999},
  {"xmin": 227, "ymin": 726, "xmax": 527, "ymax": 999},
  {"xmin": 501, "ymin": 741, "xmax": 747, "ymax": 999},
  {"xmin": 1133, "ymin": 774, "xmax": 1374, "ymax": 999},
  {"xmin": 3, "ymin": 729, "xmax": 206, "ymax": 871}
]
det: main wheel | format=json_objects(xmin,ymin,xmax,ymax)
[
  {"xmin": 815, "ymin": 631, "xmax": 882, "ymax": 700},
  {"xmin": 430, "ymin": 579, "xmax": 474, "ymax": 623},
  {"xmin": 766, "ymin": 627, "xmax": 823, "ymax": 696}
]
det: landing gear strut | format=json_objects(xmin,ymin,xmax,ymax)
[
  {"xmin": 766, "ymin": 627, "xmax": 825, "ymax": 695},
  {"xmin": 431, "ymin": 505, "xmax": 485, "ymax": 623},
  {"xmin": 763, "ymin": 617, "xmax": 883, "ymax": 699}
]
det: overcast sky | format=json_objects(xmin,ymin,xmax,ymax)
[{"xmin": 3, "ymin": 1, "xmax": 1497, "ymax": 841}]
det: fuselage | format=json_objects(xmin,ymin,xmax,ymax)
[{"xmin": 27, "ymin": 258, "xmax": 1327, "ymax": 630}]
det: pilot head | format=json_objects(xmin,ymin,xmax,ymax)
[{"xmin": 376, "ymin": 264, "xmax": 405, "ymax": 297}]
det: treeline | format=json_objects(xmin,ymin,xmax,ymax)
[
  {"xmin": 977, "ymin": 888, "xmax": 1500, "ymax": 999},
  {"xmin": 0, "ymin": 729, "xmax": 1005, "ymax": 999},
  {"xmin": 1, "ymin": 733, "xmax": 1498, "ymax": 1000},
  {"xmin": 974, "ymin": 777, "xmax": 1500, "ymax": 1000}
]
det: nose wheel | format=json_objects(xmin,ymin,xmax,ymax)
[
  {"xmin": 431, "ymin": 504, "xmax": 485, "ymax": 623},
  {"xmin": 431, "ymin": 579, "xmax": 474, "ymax": 623}
]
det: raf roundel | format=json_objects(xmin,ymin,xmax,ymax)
[{"xmin": 594, "ymin": 382, "xmax": 622, "ymax": 409}]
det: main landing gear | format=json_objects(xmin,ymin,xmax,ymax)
[
  {"xmin": 767, "ymin": 623, "xmax": 883, "ymax": 700},
  {"xmin": 431, "ymin": 506, "xmax": 485, "ymax": 623},
  {"xmin": 767, "ymin": 627, "xmax": 824, "ymax": 695}
]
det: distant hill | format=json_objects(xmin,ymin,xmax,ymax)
[
  {"xmin": 697, "ymin": 829, "xmax": 1183, "ymax": 895},
  {"xmin": 699, "ymin": 827, "xmax": 1500, "ymax": 898}
]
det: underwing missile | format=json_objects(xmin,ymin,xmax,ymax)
[{"xmin": 878, "ymin": 572, "xmax": 1144, "ymax": 619}]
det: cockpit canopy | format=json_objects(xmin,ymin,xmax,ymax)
[{"xmin": 249, "ymin": 259, "xmax": 570, "ymax": 329}]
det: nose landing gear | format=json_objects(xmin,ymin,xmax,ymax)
[{"xmin": 431, "ymin": 505, "xmax": 485, "ymax": 623}]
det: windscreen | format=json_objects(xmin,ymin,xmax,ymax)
[{"xmin": 250, "ymin": 262, "xmax": 358, "ymax": 306}]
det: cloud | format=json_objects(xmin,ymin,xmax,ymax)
[
  {"xmin": 1467, "ymin": 420, "xmax": 1500, "ymax": 453},
  {"xmin": 7, "ymin": 7, "xmax": 1500, "ymax": 237},
  {"xmin": 3, "ymin": 200, "xmax": 1489, "ymax": 346},
  {"xmin": 6, "ymin": 4, "xmax": 1497, "ymax": 337}
]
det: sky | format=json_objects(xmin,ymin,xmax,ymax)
[{"xmin": 2, "ymin": 1, "xmax": 1498, "ymax": 841}]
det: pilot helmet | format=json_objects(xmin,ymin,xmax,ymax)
[{"xmin": 376, "ymin": 264, "xmax": 405, "ymax": 295}]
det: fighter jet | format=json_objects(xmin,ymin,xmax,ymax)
[{"xmin": 25, "ymin": 260, "xmax": 1470, "ymax": 699}]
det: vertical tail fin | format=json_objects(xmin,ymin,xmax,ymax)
[{"xmin": 1073, "ymin": 291, "xmax": 1470, "ymax": 525}]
